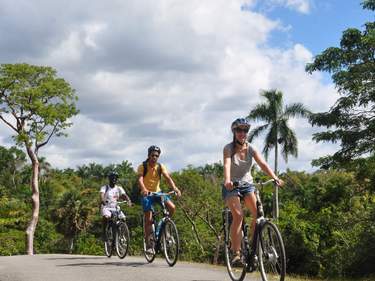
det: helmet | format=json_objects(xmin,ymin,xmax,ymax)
[
  {"xmin": 231, "ymin": 118, "xmax": 250, "ymax": 133},
  {"xmin": 148, "ymin": 145, "xmax": 161, "ymax": 156},
  {"xmin": 107, "ymin": 171, "xmax": 119, "ymax": 179}
]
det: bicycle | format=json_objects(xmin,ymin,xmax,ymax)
[
  {"xmin": 104, "ymin": 201, "xmax": 131, "ymax": 259},
  {"xmin": 142, "ymin": 191, "xmax": 180, "ymax": 266},
  {"xmin": 223, "ymin": 179, "xmax": 286, "ymax": 281}
]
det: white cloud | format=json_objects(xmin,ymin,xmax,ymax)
[{"xmin": 0, "ymin": 0, "xmax": 338, "ymax": 173}]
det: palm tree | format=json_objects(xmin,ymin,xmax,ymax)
[{"xmin": 247, "ymin": 89, "xmax": 310, "ymax": 218}]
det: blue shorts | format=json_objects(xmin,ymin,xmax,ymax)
[
  {"xmin": 222, "ymin": 182, "xmax": 255, "ymax": 200},
  {"xmin": 141, "ymin": 193, "xmax": 171, "ymax": 212}
]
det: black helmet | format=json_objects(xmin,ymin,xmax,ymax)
[
  {"xmin": 148, "ymin": 145, "xmax": 161, "ymax": 156},
  {"xmin": 107, "ymin": 171, "xmax": 119, "ymax": 179},
  {"xmin": 231, "ymin": 118, "xmax": 250, "ymax": 133}
]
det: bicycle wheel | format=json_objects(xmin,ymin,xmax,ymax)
[
  {"xmin": 258, "ymin": 221, "xmax": 286, "ymax": 281},
  {"xmin": 223, "ymin": 216, "xmax": 247, "ymax": 281},
  {"xmin": 162, "ymin": 219, "xmax": 179, "ymax": 266},
  {"xmin": 143, "ymin": 216, "xmax": 156, "ymax": 263},
  {"xmin": 104, "ymin": 223, "xmax": 113, "ymax": 258},
  {"xmin": 116, "ymin": 221, "xmax": 130, "ymax": 259}
]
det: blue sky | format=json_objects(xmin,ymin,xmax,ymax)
[
  {"xmin": 263, "ymin": 0, "xmax": 373, "ymax": 55},
  {"xmin": 0, "ymin": 0, "xmax": 372, "ymax": 172}
]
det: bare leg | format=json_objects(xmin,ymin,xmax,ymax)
[
  {"xmin": 226, "ymin": 196, "xmax": 243, "ymax": 253},
  {"xmin": 165, "ymin": 200, "xmax": 176, "ymax": 216},
  {"xmin": 243, "ymin": 192, "xmax": 257, "ymax": 239}
]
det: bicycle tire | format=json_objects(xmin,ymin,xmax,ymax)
[
  {"xmin": 104, "ymin": 223, "xmax": 113, "ymax": 258},
  {"xmin": 258, "ymin": 221, "xmax": 286, "ymax": 281},
  {"xmin": 223, "ymin": 209, "xmax": 247, "ymax": 281},
  {"xmin": 143, "ymin": 216, "xmax": 156, "ymax": 263},
  {"xmin": 116, "ymin": 221, "xmax": 130, "ymax": 259},
  {"xmin": 162, "ymin": 219, "xmax": 179, "ymax": 266}
]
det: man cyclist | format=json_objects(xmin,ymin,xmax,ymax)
[
  {"xmin": 223, "ymin": 118, "xmax": 284, "ymax": 266},
  {"xmin": 138, "ymin": 145, "xmax": 181, "ymax": 254},
  {"xmin": 100, "ymin": 171, "xmax": 132, "ymax": 240}
]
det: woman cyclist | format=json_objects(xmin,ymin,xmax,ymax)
[{"xmin": 223, "ymin": 118, "xmax": 284, "ymax": 265}]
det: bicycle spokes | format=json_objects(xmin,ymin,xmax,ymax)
[
  {"xmin": 162, "ymin": 220, "xmax": 179, "ymax": 267},
  {"xmin": 259, "ymin": 222, "xmax": 286, "ymax": 281}
]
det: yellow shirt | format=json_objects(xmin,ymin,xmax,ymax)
[{"xmin": 137, "ymin": 162, "xmax": 167, "ymax": 192}]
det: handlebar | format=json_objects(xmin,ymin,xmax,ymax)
[
  {"xmin": 232, "ymin": 179, "xmax": 278, "ymax": 189},
  {"xmin": 147, "ymin": 190, "xmax": 177, "ymax": 197}
]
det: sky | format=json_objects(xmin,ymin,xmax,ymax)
[{"xmin": 0, "ymin": 0, "xmax": 372, "ymax": 172}]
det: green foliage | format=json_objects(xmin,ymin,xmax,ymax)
[
  {"xmin": 0, "ymin": 145, "xmax": 374, "ymax": 278},
  {"xmin": 0, "ymin": 63, "xmax": 79, "ymax": 149},
  {"xmin": 306, "ymin": 3, "xmax": 375, "ymax": 168}
]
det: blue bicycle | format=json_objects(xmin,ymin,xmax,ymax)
[{"xmin": 142, "ymin": 191, "xmax": 180, "ymax": 266}]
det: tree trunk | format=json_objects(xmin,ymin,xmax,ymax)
[
  {"xmin": 273, "ymin": 139, "xmax": 279, "ymax": 219},
  {"xmin": 213, "ymin": 234, "xmax": 222, "ymax": 265},
  {"xmin": 25, "ymin": 146, "xmax": 40, "ymax": 255}
]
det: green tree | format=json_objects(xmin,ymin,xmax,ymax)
[
  {"xmin": 247, "ymin": 89, "xmax": 310, "ymax": 218},
  {"xmin": 306, "ymin": 1, "xmax": 375, "ymax": 168},
  {"xmin": 0, "ymin": 63, "xmax": 79, "ymax": 254}
]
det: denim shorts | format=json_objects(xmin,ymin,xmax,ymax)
[
  {"xmin": 141, "ymin": 192, "xmax": 171, "ymax": 212},
  {"xmin": 222, "ymin": 182, "xmax": 256, "ymax": 200}
]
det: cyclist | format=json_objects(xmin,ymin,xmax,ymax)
[
  {"xmin": 223, "ymin": 118, "xmax": 284, "ymax": 265},
  {"xmin": 138, "ymin": 145, "xmax": 181, "ymax": 254},
  {"xmin": 100, "ymin": 171, "xmax": 132, "ymax": 240}
]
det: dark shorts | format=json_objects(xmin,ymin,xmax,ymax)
[
  {"xmin": 141, "ymin": 192, "xmax": 171, "ymax": 212},
  {"xmin": 222, "ymin": 182, "xmax": 256, "ymax": 200}
]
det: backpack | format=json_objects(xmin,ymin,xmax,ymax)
[{"xmin": 142, "ymin": 160, "xmax": 162, "ymax": 179}]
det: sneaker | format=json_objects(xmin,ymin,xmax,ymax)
[
  {"xmin": 145, "ymin": 247, "xmax": 155, "ymax": 255},
  {"xmin": 231, "ymin": 252, "xmax": 244, "ymax": 267}
]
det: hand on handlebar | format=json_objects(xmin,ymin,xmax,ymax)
[
  {"xmin": 173, "ymin": 188, "xmax": 181, "ymax": 198},
  {"xmin": 275, "ymin": 178, "xmax": 284, "ymax": 187},
  {"xmin": 224, "ymin": 181, "xmax": 234, "ymax": 191}
]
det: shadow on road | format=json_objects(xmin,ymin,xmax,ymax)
[
  {"xmin": 46, "ymin": 257, "xmax": 103, "ymax": 261},
  {"xmin": 57, "ymin": 261, "xmax": 149, "ymax": 268}
]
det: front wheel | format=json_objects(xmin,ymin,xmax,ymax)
[
  {"xmin": 258, "ymin": 221, "xmax": 286, "ymax": 281},
  {"xmin": 143, "ymin": 216, "xmax": 156, "ymax": 263},
  {"xmin": 162, "ymin": 219, "xmax": 179, "ymax": 266},
  {"xmin": 104, "ymin": 223, "xmax": 113, "ymax": 258},
  {"xmin": 116, "ymin": 221, "xmax": 130, "ymax": 259}
]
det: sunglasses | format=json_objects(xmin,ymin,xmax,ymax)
[{"xmin": 235, "ymin": 127, "xmax": 249, "ymax": 133}]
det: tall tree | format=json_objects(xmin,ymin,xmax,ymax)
[
  {"xmin": 247, "ymin": 89, "xmax": 310, "ymax": 218},
  {"xmin": 306, "ymin": 1, "xmax": 375, "ymax": 168},
  {"xmin": 0, "ymin": 63, "xmax": 78, "ymax": 254},
  {"xmin": 247, "ymin": 89, "xmax": 310, "ymax": 173}
]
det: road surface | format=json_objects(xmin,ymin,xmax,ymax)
[{"xmin": 0, "ymin": 254, "xmax": 266, "ymax": 281}]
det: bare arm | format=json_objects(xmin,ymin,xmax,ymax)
[
  {"xmin": 162, "ymin": 170, "xmax": 181, "ymax": 197},
  {"xmin": 223, "ymin": 146, "xmax": 233, "ymax": 190},
  {"xmin": 100, "ymin": 192, "xmax": 106, "ymax": 205},
  {"xmin": 138, "ymin": 176, "xmax": 149, "ymax": 196},
  {"xmin": 253, "ymin": 149, "xmax": 284, "ymax": 187}
]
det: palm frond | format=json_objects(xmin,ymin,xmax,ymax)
[
  {"xmin": 283, "ymin": 103, "xmax": 311, "ymax": 119},
  {"xmin": 247, "ymin": 103, "xmax": 271, "ymax": 122},
  {"xmin": 262, "ymin": 124, "xmax": 277, "ymax": 160},
  {"xmin": 248, "ymin": 123, "xmax": 269, "ymax": 142}
]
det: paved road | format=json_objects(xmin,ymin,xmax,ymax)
[{"xmin": 0, "ymin": 254, "xmax": 264, "ymax": 281}]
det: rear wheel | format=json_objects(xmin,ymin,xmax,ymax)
[
  {"xmin": 162, "ymin": 219, "xmax": 179, "ymax": 266},
  {"xmin": 116, "ymin": 221, "xmax": 130, "ymax": 259},
  {"xmin": 104, "ymin": 223, "xmax": 113, "ymax": 258},
  {"xmin": 258, "ymin": 221, "xmax": 286, "ymax": 281}
]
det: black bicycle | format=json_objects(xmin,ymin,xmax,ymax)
[
  {"xmin": 142, "ymin": 191, "xmax": 180, "ymax": 266},
  {"xmin": 104, "ymin": 201, "xmax": 131, "ymax": 259},
  {"xmin": 223, "ymin": 179, "xmax": 286, "ymax": 281}
]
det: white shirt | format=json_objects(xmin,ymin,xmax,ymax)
[{"xmin": 100, "ymin": 185, "xmax": 126, "ymax": 208}]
